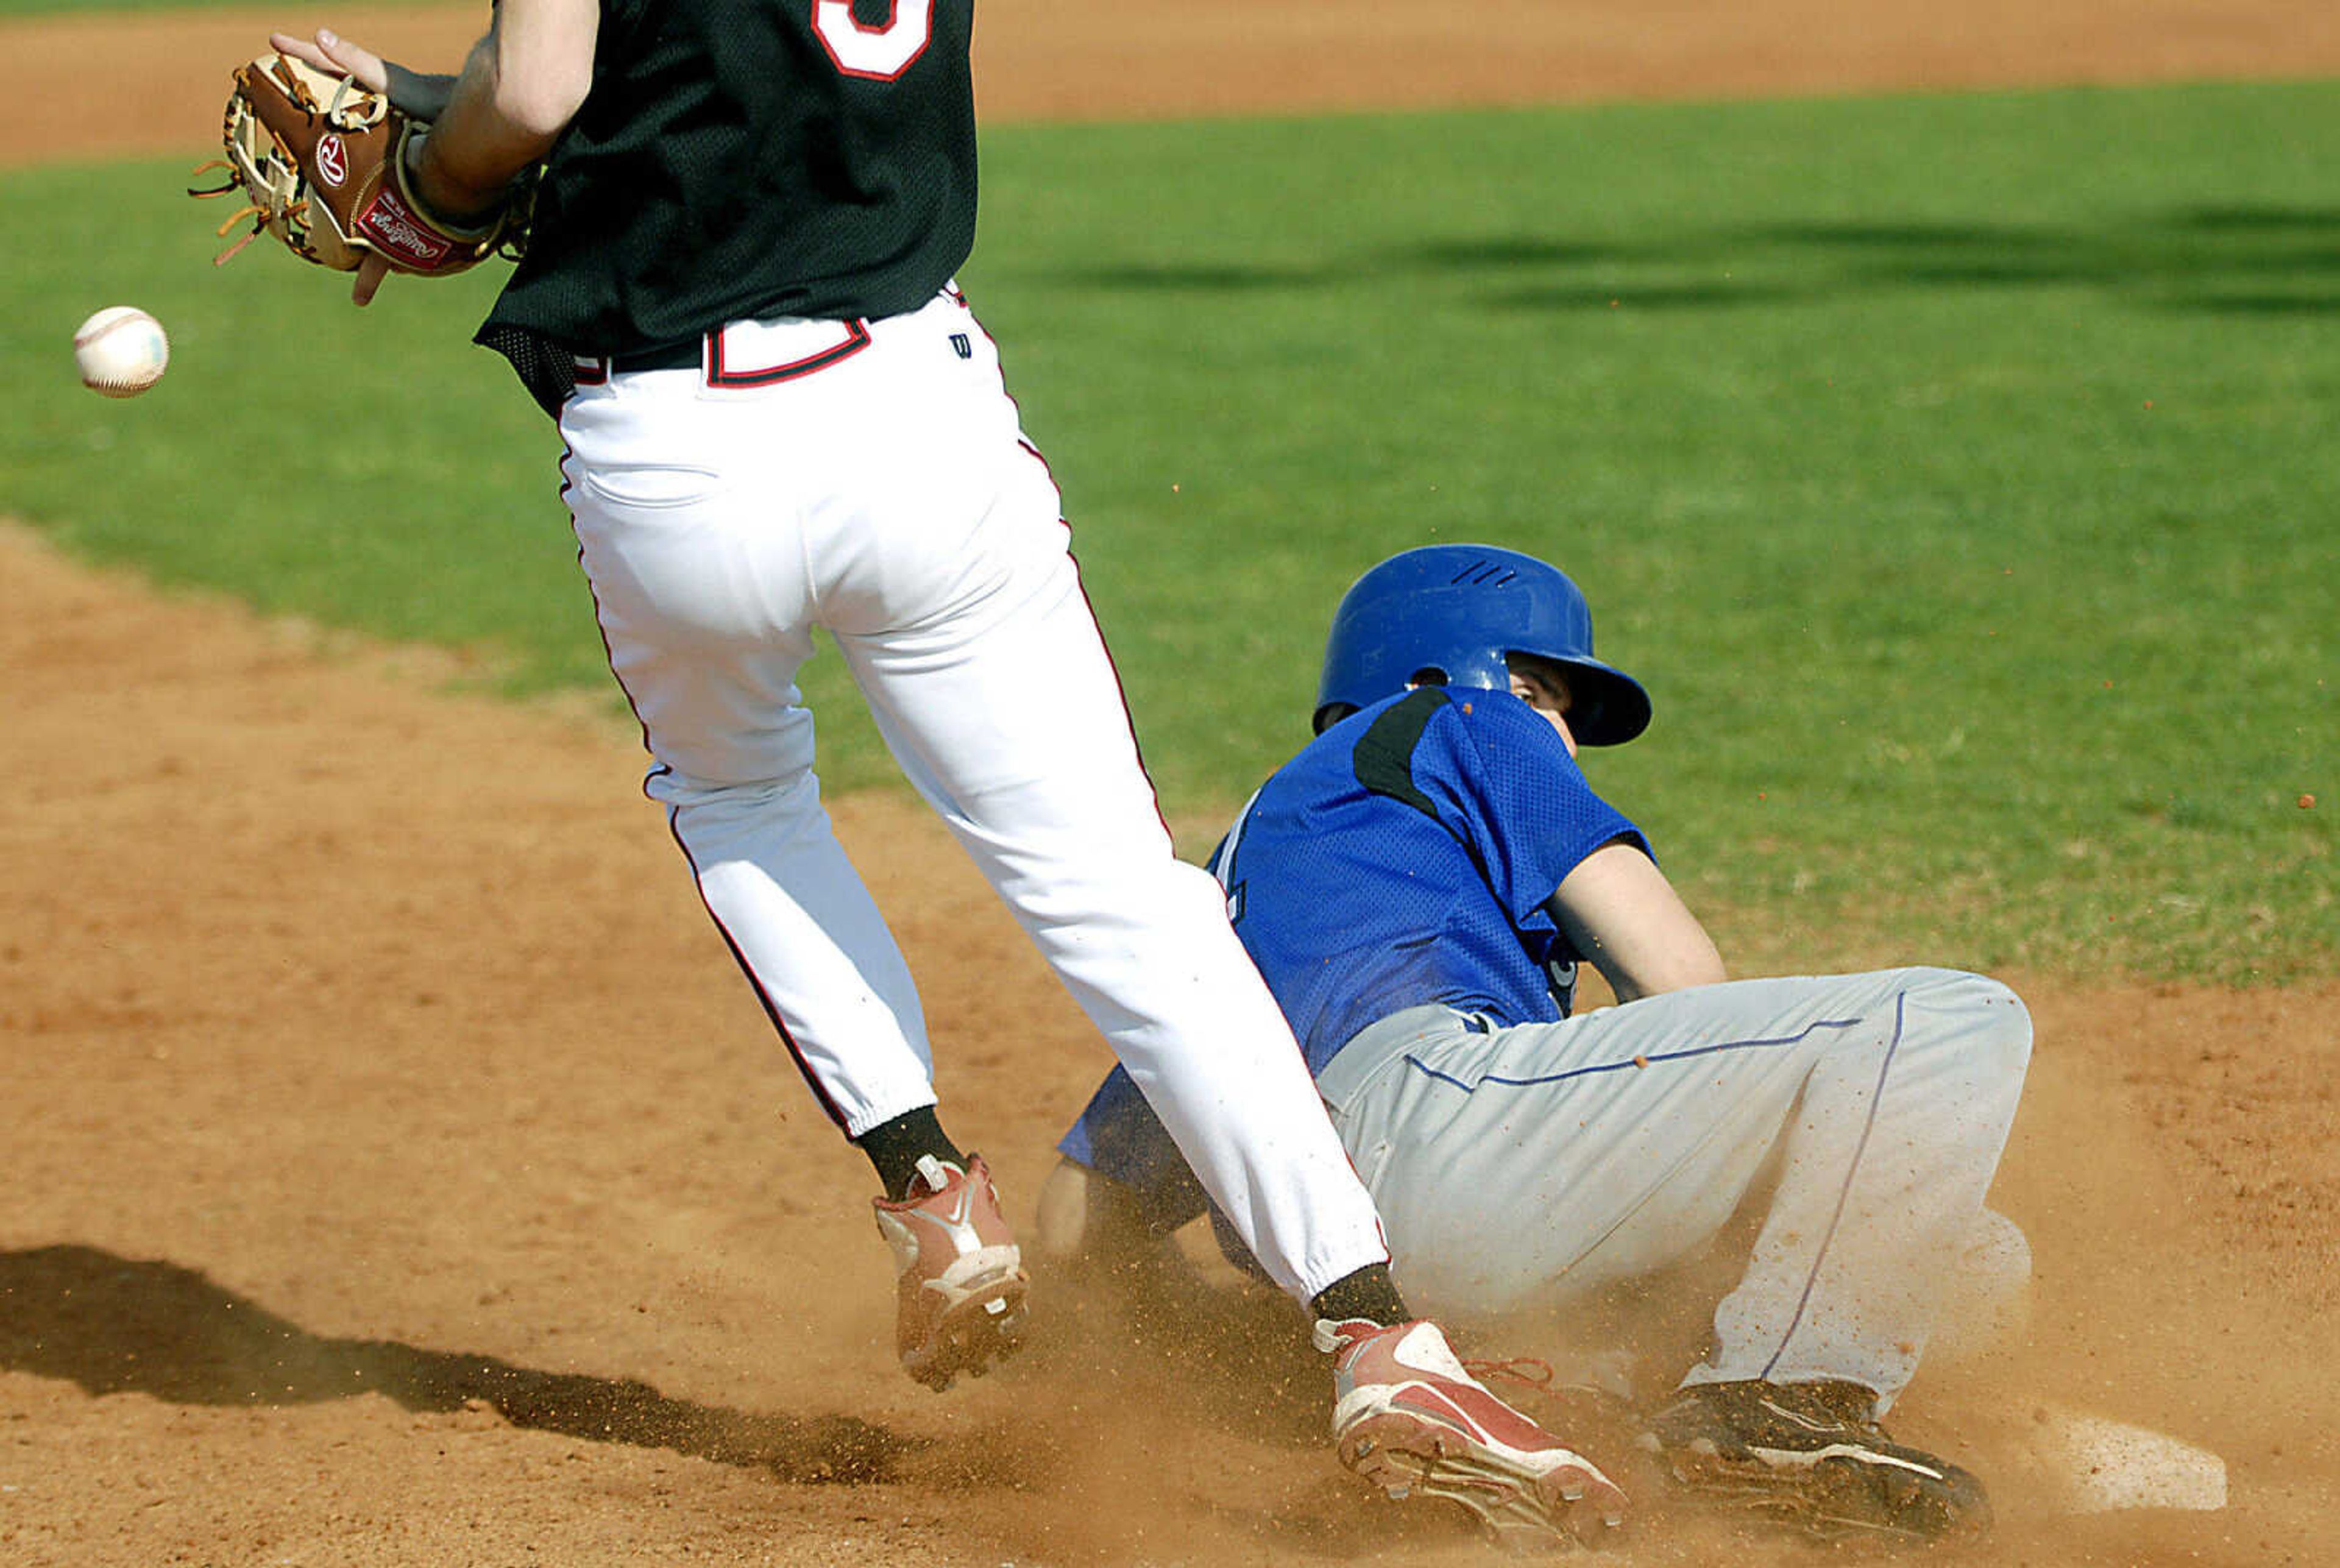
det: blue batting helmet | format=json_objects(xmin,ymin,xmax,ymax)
[{"xmin": 1314, "ymin": 544, "xmax": 1651, "ymax": 745}]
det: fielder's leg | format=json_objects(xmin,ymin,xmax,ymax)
[
  {"xmin": 558, "ymin": 351, "xmax": 1024, "ymax": 1389},
  {"xmin": 832, "ymin": 450, "xmax": 1394, "ymax": 1306}
]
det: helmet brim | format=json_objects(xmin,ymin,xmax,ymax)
[{"xmin": 1548, "ymin": 656, "xmax": 1650, "ymax": 747}]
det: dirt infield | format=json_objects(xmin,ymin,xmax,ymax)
[
  {"xmin": 4, "ymin": 5, "xmax": 2337, "ymax": 1566},
  {"xmin": 7, "ymin": 0, "xmax": 2340, "ymax": 165}
]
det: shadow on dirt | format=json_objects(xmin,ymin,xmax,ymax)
[{"xmin": 0, "ymin": 1244, "xmax": 918, "ymax": 1484}]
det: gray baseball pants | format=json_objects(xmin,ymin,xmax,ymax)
[{"xmin": 1313, "ymin": 967, "xmax": 2032, "ymax": 1408}]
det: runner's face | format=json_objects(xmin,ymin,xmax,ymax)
[{"xmin": 1506, "ymin": 657, "xmax": 1578, "ymax": 757}]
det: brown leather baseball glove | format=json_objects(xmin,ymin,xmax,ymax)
[{"xmin": 189, "ymin": 52, "xmax": 530, "ymax": 275}]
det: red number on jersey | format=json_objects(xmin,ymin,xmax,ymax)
[{"xmin": 811, "ymin": 0, "xmax": 935, "ymax": 82}]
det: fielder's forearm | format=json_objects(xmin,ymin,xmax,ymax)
[
  {"xmin": 380, "ymin": 62, "xmax": 459, "ymax": 122},
  {"xmin": 411, "ymin": 0, "xmax": 596, "ymax": 221}
]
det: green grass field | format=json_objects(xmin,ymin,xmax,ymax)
[{"xmin": 3, "ymin": 80, "xmax": 2332, "ymax": 981}]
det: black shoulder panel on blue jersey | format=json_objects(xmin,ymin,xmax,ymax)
[{"xmin": 1350, "ymin": 688, "xmax": 1448, "ymax": 818}]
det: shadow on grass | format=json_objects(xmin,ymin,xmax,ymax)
[
  {"xmin": 1051, "ymin": 260, "xmax": 1336, "ymax": 291},
  {"xmin": 1046, "ymin": 203, "xmax": 2340, "ymax": 316},
  {"xmin": 0, "ymin": 1243, "xmax": 916, "ymax": 1483},
  {"xmin": 2157, "ymin": 291, "xmax": 2340, "ymax": 315},
  {"xmin": 1488, "ymin": 280, "xmax": 1804, "ymax": 311},
  {"xmin": 2170, "ymin": 204, "xmax": 2340, "ymax": 233},
  {"xmin": 1457, "ymin": 203, "xmax": 2340, "ymax": 315}
]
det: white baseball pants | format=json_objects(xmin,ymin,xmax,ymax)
[
  {"xmin": 555, "ymin": 289, "xmax": 1389, "ymax": 1300},
  {"xmin": 1316, "ymin": 968, "xmax": 2032, "ymax": 1407}
]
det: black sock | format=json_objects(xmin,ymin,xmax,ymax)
[
  {"xmin": 1310, "ymin": 1262, "xmax": 1409, "ymax": 1328},
  {"xmin": 855, "ymin": 1105, "xmax": 965, "ymax": 1202}
]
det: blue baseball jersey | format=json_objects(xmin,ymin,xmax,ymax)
[{"xmin": 1059, "ymin": 686, "xmax": 1648, "ymax": 1227}]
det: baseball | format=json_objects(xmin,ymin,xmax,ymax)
[{"xmin": 74, "ymin": 306, "xmax": 169, "ymax": 398}]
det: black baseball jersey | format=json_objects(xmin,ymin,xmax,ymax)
[{"xmin": 480, "ymin": 0, "xmax": 977, "ymax": 358}]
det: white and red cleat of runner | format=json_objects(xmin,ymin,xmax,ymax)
[
  {"xmin": 1315, "ymin": 1317, "xmax": 1629, "ymax": 1547},
  {"xmin": 872, "ymin": 1154, "xmax": 1029, "ymax": 1391}
]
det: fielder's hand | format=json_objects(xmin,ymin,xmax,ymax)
[{"xmin": 190, "ymin": 44, "xmax": 530, "ymax": 305}]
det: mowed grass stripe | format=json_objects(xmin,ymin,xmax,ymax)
[{"xmin": 3, "ymin": 80, "xmax": 2333, "ymax": 979}]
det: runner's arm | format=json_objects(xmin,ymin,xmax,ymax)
[{"xmin": 1548, "ymin": 837, "xmax": 1726, "ymax": 1002}]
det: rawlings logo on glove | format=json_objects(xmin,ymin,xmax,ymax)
[
  {"xmin": 355, "ymin": 183, "xmax": 458, "ymax": 270},
  {"xmin": 314, "ymin": 132, "xmax": 350, "ymax": 188},
  {"xmin": 189, "ymin": 52, "xmax": 530, "ymax": 277}
]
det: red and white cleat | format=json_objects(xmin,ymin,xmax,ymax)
[
  {"xmin": 872, "ymin": 1154, "xmax": 1029, "ymax": 1391},
  {"xmin": 1316, "ymin": 1317, "xmax": 1629, "ymax": 1548}
]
